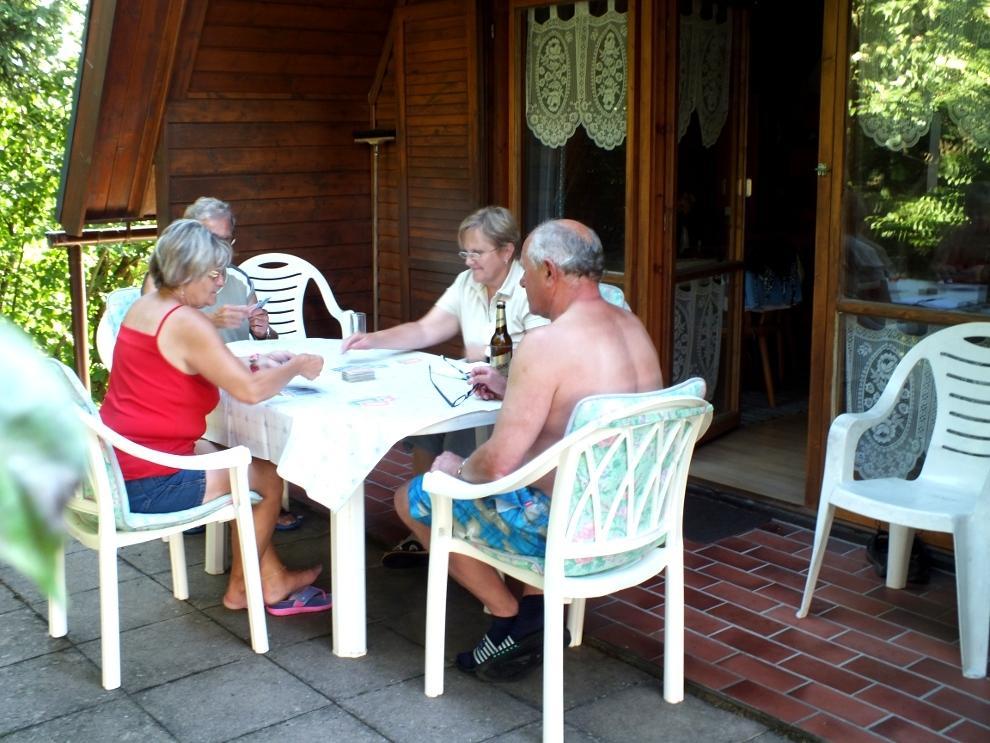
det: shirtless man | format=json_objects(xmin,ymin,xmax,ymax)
[{"xmin": 394, "ymin": 219, "xmax": 663, "ymax": 679}]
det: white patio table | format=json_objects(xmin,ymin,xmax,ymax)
[{"xmin": 205, "ymin": 338, "xmax": 500, "ymax": 657}]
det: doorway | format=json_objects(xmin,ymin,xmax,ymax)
[{"xmin": 681, "ymin": 0, "xmax": 823, "ymax": 506}]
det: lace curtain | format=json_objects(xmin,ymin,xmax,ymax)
[
  {"xmin": 525, "ymin": 1, "xmax": 627, "ymax": 150},
  {"xmin": 845, "ymin": 320, "xmax": 937, "ymax": 479},
  {"xmin": 854, "ymin": 0, "xmax": 990, "ymax": 151},
  {"xmin": 678, "ymin": 3, "xmax": 732, "ymax": 148},
  {"xmin": 672, "ymin": 276, "xmax": 726, "ymax": 401}
]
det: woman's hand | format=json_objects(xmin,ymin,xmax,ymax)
[
  {"xmin": 341, "ymin": 332, "xmax": 374, "ymax": 352},
  {"xmin": 468, "ymin": 364, "xmax": 507, "ymax": 400},
  {"xmin": 294, "ymin": 353, "xmax": 324, "ymax": 380}
]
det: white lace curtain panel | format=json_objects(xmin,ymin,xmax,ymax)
[
  {"xmin": 672, "ymin": 276, "xmax": 726, "ymax": 401},
  {"xmin": 525, "ymin": 1, "xmax": 628, "ymax": 150},
  {"xmin": 855, "ymin": 0, "xmax": 990, "ymax": 151},
  {"xmin": 845, "ymin": 319, "xmax": 937, "ymax": 479},
  {"xmin": 678, "ymin": 3, "xmax": 732, "ymax": 148}
]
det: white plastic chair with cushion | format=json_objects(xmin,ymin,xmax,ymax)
[
  {"xmin": 796, "ymin": 322, "xmax": 990, "ymax": 679},
  {"xmin": 238, "ymin": 252, "xmax": 355, "ymax": 338},
  {"xmin": 95, "ymin": 286, "xmax": 141, "ymax": 369},
  {"xmin": 599, "ymin": 282, "xmax": 631, "ymax": 310},
  {"xmin": 45, "ymin": 359, "xmax": 269, "ymax": 690},
  {"xmin": 421, "ymin": 378, "xmax": 712, "ymax": 741}
]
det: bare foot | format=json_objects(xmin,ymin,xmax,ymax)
[{"xmin": 222, "ymin": 564, "xmax": 323, "ymax": 610}]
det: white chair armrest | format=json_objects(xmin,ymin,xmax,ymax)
[
  {"xmin": 77, "ymin": 410, "xmax": 252, "ymax": 471},
  {"xmin": 421, "ymin": 427, "xmax": 586, "ymax": 500},
  {"xmin": 823, "ymin": 407, "xmax": 895, "ymax": 484},
  {"xmin": 339, "ymin": 309, "xmax": 356, "ymax": 338}
]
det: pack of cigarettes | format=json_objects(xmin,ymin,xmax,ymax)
[{"xmin": 342, "ymin": 367, "xmax": 375, "ymax": 382}]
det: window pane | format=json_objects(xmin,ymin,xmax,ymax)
[
  {"xmin": 843, "ymin": 0, "xmax": 990, "ymax": 316},
  {"xmin": 520, "ymin": 2, "xmax": 628, "ymax": 273}
]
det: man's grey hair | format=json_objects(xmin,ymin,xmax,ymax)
[
  {"xmin": 458, "ymin": 206, "xmax": 520, "ymax": 256},
  {"xmin": 148, "ymin": 219, "xmax": 232, "ymax": 289},
  {"xmin": 183, "ymin": 196, "xmax": 236, "ymax": 229},
  {"xmin": 526, "ymin": 220, "xmax": 604, "ymax": 279}
]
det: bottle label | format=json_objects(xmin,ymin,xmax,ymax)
[{"xmin": 490, "ymin": 351, "xmax": 511, "ymax": 375}]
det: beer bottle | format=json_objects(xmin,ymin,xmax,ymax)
[{"xmin": 489, "ymin": 300, "xmax": 512, "ymax": 375}]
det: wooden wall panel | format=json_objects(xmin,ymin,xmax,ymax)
[
  {"xmin": 374, "ymin": 49, "xmax": 401, "ymax": 330},
  {"xmin": 162, "ymin": 0, "xmax": 394, "ymax": 337},
  {"xmin": 395, "ymin": 0, "xmax": 481, "ymax": 337}
]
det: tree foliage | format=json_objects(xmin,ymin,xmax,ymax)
[{"xmin": 0, "ymin": 0, "xmax": 152, "ymax": 399}]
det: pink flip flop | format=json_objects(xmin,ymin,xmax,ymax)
[{"xmin": 265, "ymin": 585, "xmax": 332, "ymax": 616}]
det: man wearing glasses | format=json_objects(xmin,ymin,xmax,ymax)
[
  {"xmin": 144, "ymin": 197, "xmax": 276, "ymax": 343},
  {"xmin": 394, "ymin": 219, "xmax": 663, "ymax": 680}
]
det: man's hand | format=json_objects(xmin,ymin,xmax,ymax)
[
  {"xmin": 248, "ymin": 307, "xmax": 271, "ymax": 339},
  {"xmin": 212, "ymin": 304, "xmax": 251, "ymax": 330},
  {"xmin": 431, "ymin": 451, "xmax": 464, "ymax": 478},
  {"xmin": 469, "ymin": 364, "xmax": 507, "ymax": 400}
]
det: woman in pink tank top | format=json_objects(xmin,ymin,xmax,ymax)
[{"xmin": 102, "ymin": 219, "xmax": 329, "ymax": 615}]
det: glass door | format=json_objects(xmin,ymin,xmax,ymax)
[{"xmin": 671, "ymin": 0, "xmax": 748, "ymax": 434}]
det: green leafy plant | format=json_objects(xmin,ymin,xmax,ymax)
[{"xmin": 0, "ymin": 0, "xmax": 152, "ymax": 400}]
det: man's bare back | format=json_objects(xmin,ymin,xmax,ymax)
[{"xmin": 459, "ymin": 220, "xmax": 662, "ymax": 491}]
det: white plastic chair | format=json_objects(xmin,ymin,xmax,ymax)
[
  {"xmin": 797, "ymin": 322, "xmax": 990, "ymax": 679},
  {"xmin": 45, "ymin": 360, "xmax": 269, "ymax": 690},
  {"xmin": 238, "ymin": 252, "xmax": 355, "ymax": 338},
  {"xmin": 421, "ymin": 379, "xmax": 712, "ymax": 741},
  {"xmin": 95, "ymin": 286, "xmax": 141, "ymax": 369},
  {"xmin": 599, "ymin": 282, "xmax": 631, "ymax": 310}
]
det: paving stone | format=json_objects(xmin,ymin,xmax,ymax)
[
  {"xmin": 134, "ymin": 655, "xmax": 327, "ymax": 742},
  {"xmin": 148, "ymin": 560, "xmax": 229, "ymax": 610},
  {"xmin": 270, "ymin": 623, "xmax": 423, "ymax": 700},
  {"xmin": 566, "ymin": 685, "xmax": 770, "ymax": 742},
  {"xmin": 119, "ymin": 534, "xmax": 203, "ymax": 575},
  {"xmin": 32, "ymin": 574, "xmax": 196, "ymax": 643},
  {"xmin": 235, "ymin": 703, "xmax": 387, "ymax": 742},
  {"xmin": 0, "ymin": 581, "xmax": 25, "ymax": 615},
  {"xmin": 0, "ymin": 648, "xmax": 116, "ymax": 735},
  {"xmin": 491, "ymin": 642, "xmax": 657, "ymax": 711},
  {"xmin": 337, "ymin": 673, "xmax": 540, "ymax": 743},
  {"xmin": 0, "ymin": 550, "xmax": 140, "ymax": 605},
  {"xmin": 2, "ymin": 697, "xmax": 171, "ymax": 742},
  {"xmin": 76, "ymin": 612, "xmax": 253, "ymax": 692},
  {"xmin": 0, "ymin": 607, "xmax": 69, "ymax": 667},
  {"xmin": 488, "ymin": 720, "xmax": 597, "ymax": 742}
]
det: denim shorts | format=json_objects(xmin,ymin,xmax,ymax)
[
  {"xmin": 126, "ymin": 470, "xmax": 207, "ymax": 514},
  {"xmin": 407, "ymin": 475, "xmax": 549, "ymax": 556}
]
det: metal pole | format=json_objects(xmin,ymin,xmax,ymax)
[{"xmin": 353, "ymin": 130, "xmax": 394, "ymax": 332}]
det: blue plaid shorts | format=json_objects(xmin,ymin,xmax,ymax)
[{"xmin": 407, "ymin": 475, "xmax": 550, "ymax": 556}]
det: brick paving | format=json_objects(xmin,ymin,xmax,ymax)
[{"xmin": 364, "ymin": 446, "xmax": 990, "ymax": 742}]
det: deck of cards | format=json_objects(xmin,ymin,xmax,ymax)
[{"xmin": 342, "ymin": 367, "xmax": 376, "ymax": 383}]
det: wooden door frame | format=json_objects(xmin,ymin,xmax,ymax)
[{"xmin": 806, "ymin": 0, "xmax": 848, "ymax": 507}]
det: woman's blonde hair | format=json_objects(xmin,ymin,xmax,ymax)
[
  {"xmin": 457, "ymin": 206, "xmax": 520, "ymax": 257},
  {"xmin": 147, "ymin": 219, "xmax": 232, "ymax": 289}
]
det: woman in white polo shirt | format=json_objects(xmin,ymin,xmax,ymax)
[
  {"xmin": 341, "ymin": 205, "xmax": 547, "ymax": 565},
  {"xmin": 342, "ymin": 205, "xmax": 545, "ymax": 361}
]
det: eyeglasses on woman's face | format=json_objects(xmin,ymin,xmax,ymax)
[
  {"xmin": 205, "ymin": 267, "xmax": 227, "ymax": 283},
  {"xmin": 458, "ymin": 247, "xmax": 499, "ymax": 262}
]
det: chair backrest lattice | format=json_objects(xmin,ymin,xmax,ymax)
[
  {"xmin": 894, "ymin": 323, "xmax": 990, "ymax": 484},
  {"xmin": 48, "ymin": 359, "xmax": 130, "ymax": 529},
  {"xmin": 238, "ymin": 253, "xmax": 349, "ymax": 338},
  {"xmin": 95, "ymin": 286, "xmax": 141, "ymax": 369},
  {"xmin": 549, "ymin": 378, "xmax": 712, "ymax": 577}
]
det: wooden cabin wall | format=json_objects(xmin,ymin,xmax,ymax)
[
  {"xmin": 367, "ymin": 0, "xmax": 482, "ymax": 354},
  {"xmin": 158, "ymin": 0, "xmax": 394, "ymax": 337},
  {"xmin": 374, "ymin": 54, "xmax": 401, "ymax": 330}
]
